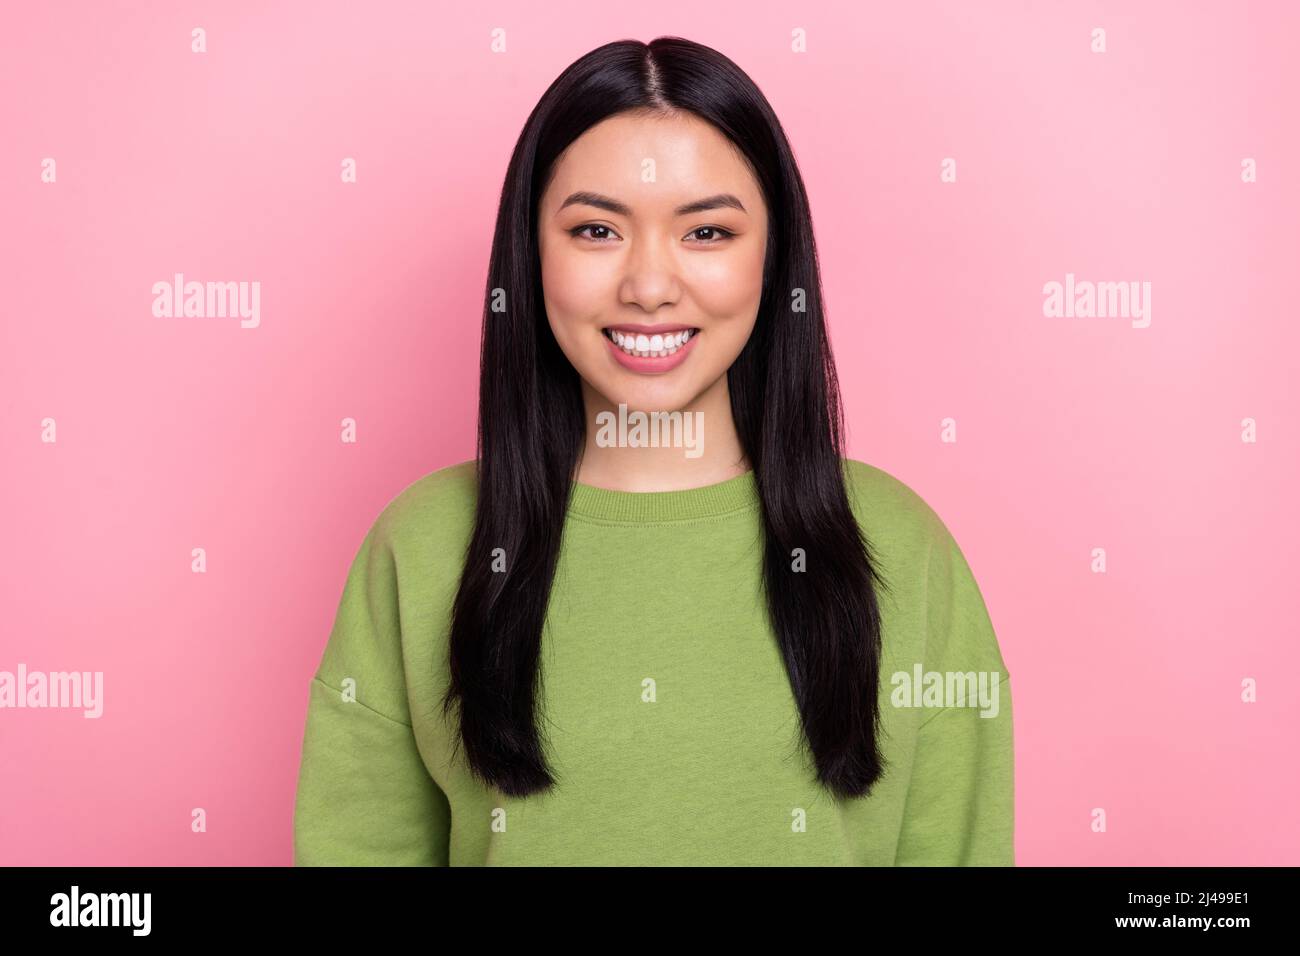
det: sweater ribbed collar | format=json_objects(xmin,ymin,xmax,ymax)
[{"xmin": 567, "ymin": 469, "xmax": 759, "ymax": 523}]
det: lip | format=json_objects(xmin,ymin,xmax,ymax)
[
  {"xmin": 604, "ymin": 323, "xmax": 697, "ymax": 335},
  {"xmin": 602, "ymin": 326, "xmax": 699, "ymax": 374}
]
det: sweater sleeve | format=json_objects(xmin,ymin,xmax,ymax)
[
  {"xmin": 893, "ymin": 517, "xmax": 1015, "ymax": 866},
  {"xmin": 292, "ymin": 516, "xmax": 452, "ymax": 866}
]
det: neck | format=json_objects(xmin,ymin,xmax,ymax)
[{"xmin": 574, "ymin": 375, "xmax": 750, "ymax": 492}]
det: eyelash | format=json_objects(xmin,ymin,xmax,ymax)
[{"xmin": 568, "ymin": 224, "xmax": 736, "ymax": 244}]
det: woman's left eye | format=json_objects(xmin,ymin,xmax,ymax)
[{"xmin": 687, "ymin": 226, "xmax": 735, "ymax": 243}]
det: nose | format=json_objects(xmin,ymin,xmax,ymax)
[{"xmin": 619, "ymin": 232, "xmax": 682, "ymax": 312}]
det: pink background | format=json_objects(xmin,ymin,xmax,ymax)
[{"xmin": 2, "ymin": 1, "xmax": 1297, "ymax": 866}]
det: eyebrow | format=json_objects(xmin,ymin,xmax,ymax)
[{"xmin": 557, "ymin": 191, "xmax": 747, "ymax": 218}]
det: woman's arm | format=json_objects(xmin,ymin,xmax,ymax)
[
  {"xmin": 894, "ymin": 516, "xmax": 1015, "ymax": 866},
  {"xmin": 292, "ymin": 518, "xmax": 452, "ymax": 866},
  {"xmin": 895, "ymin": 673, "xmax": 1014, "ymax": 865}
]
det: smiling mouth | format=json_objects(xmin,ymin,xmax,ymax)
[{"xmin": 601, "ymin": 327, "xmax": 700, "ymax": 358}]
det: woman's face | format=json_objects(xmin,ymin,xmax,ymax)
[{"xmin": 537, "ymin": 110, "xmax": 769, "ymax": 416}]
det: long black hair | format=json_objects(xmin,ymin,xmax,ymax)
[{"xmin": 441, "ymin": 36, "xmax": 894, "ymax": 800}]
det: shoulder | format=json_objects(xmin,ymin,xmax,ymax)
[
  {"xmin": 840, "ymin": 456, "xmax": 981, "ymax": 600},
  {"xmin": 840, "ymin": 457, "xmax": 949, "ymax": 551},
  {"xmin": 379, "ymin": 458, "xmax": 477, "ymax": 525},
  {"xmin": 844, "ymin": 457, "xmax": 1006, "ymax": 673},
  {"xmin": 365, "ymin": 458, "xmax": 478, "ymax": 564},
  {"xmin": 314, "ymin": 460, "xmax": 478, "ymax": 715}
]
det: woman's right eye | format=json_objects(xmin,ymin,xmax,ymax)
[{"xmin": 569, "ymin": 224, "xmax": 621, "ymax": 243}]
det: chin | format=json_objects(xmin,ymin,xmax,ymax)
[{"xmin": 590, "ymin": 378, "xmax": 700, "ymax": 414}]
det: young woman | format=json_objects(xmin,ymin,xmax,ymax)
[{"xmin": 293, "ymin": 36, "xmax": 1014, "ymax": 866}]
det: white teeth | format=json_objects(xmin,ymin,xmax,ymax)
[{"xmin": 607, "ymin": 328, "xmax": 696, "ymax": 357}]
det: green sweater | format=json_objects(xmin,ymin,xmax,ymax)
[{"xmin": 292, "ymin": 458, "xmax": 1014, "ymax": 866}]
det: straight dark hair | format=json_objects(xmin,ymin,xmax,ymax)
[{"xmin": 441, "ymin": 36, "xmax": 894, "ymax": 800}]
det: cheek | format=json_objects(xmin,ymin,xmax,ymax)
[
  {"xmin": 542, "ymin": 245, "xmax": 611, "ymax": 327},
  {"xmin": 687, "ymin": 246, "xmax": 766, "ymax": 320}
]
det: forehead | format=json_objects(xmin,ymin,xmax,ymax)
[{"xmin": 543, "ymin": 111, "xmax": 760, "ymax": 210}]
